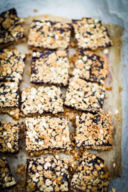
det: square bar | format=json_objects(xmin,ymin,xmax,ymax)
[
  {"xmin": 75, "ymin": 112, "xmax": 113, "ymax": 150},
  {"xmin": 65, "ymin": 77, "xmax": 105, "ymax": 112},
  {"xmin": 71, "ymin": 152, "xmax": 110, "ymax": 192},
  {"xmin": 25, "ymin": 116, "xmax": 71, "ymax": 152},
  {"xmin": 0, "ymin": 157, "xmax": 16, "ymax": 188},
  {"xmin": 72, "ymin": 50, "xmax": 109, "ymax": 84},
  {"xmin": 72, "ymin": 18, "xmax": 112, "ymax": 50},
  {"xmin": 0, "ymin": 121, "xmax": 19, "ymax": 153},
  {"xmin": 26, "ymin": 155, "xmax": 69, "ymax": 192},
  {"xmin": 21, "ymin": 86, "xmax": 64, "ymax": 115},
  {"xmin": 0, "ymin": 48, "xmax": 25, "ymax": 82},
  {"xmin": 0, "ymin": 82, "xmax": 19, "ymax": 108},
  {"xmin": 28, "ymin": 19, "xmax": 71, "ymax": 49},
  {"xmin": 0, "ymin": 8, "xmax": 25, "ymax": 46},
  {"xmin": 31, "ymin": 50, "xmax": 69, "ymax": 86}
]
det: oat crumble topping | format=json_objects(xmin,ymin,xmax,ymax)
[
  {"xmin": 75, "ymin": 112, "xmax": 113, "ymax": 149},
  {"xmin": 31, "ymin": 50, "xmax": 69, "ymax": 86},
  {"xmin": 72, "ymin": 50, "xmax": 109, "ymax": 84},
  {"xmin": 0, "ymin": 48, "xmax": 25, "ymax": 82},
  {"xmin": 65, "ymin": 77, "xmax": 105, "ymax": 112},
  {"xmin": 72, "ymin": 18, "xmax": 112, "ymax": 50},
  {"xmin": 28, "ymin": 19, "xmax": 71, "ymax": 49},
  {"xmin": 0, "ymin": 121, "xmax": 19, "ymax": 153},
  {"xmin": 26, "ymin": 155, "xmax": 69, "ymax": 192},
  {"xmin": 0, "ymin": 82, "xmax": 19, "ymax": 108},
  {"xmin": 21, "ymin": 86, "xmax": 64, "ymax": 115},
  {"xmin": 25, "ymin": 116, "xmax": 71, "ymax": 152},
  {"xmin": 71, "ymin": 152, "xmax": 110, "ymax": 191},
  {"xmin": 0, "ymin": 8, "xmax": 25, "ymax": 45}
]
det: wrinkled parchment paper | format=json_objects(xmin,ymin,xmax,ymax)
[{"xmin": 0, "ymin": 13, "xmax": 123, "ymax": 191}]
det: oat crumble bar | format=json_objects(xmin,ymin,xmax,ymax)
[
  {"xmin": 72, "ymin": 18, "xmax": 112, "ymax": 50},
  {"xmin": 25, "ymin": 116, "xmax": 71, "ymax": 152},
  {"xmin": 0, "ymin": 121, "xmax": 19, "ymax": 153},
  {"xmin": 31, "ymin": 50, "xmax": 69, "ymax": 86},
  {"xmin": 0, "ymin": 48, "xmax": 25, "ymax": 82},
  {"xmin": 71, "ymin": 152, "xmax": 110, "ymax": 192},
  {"xmin": 21, "ymin": 86, "xmax": 64, "ymax": 115},
  {"xmin": 0, "ymin": 157, "xmax": 16, "ymax": 188},
  {"xmin": 0, "ymin": 8, "xmax": 25, "ymax": 46},
  {"xmin": 0, "ymin": 82, "xmax": 19, "ymax": 108},
  {"xmin": 75, "ymin": 112, "xmax": 113, "ymax": 150},
  {"xmin": 26, "ymin": 155, "xmax": 69, "ymax": 192},
  {"xmin": 28, "ymin": 19, "xmax": 71, "ymax": 49},
  {"xmin": 72, "ymin": 50, "xmax": 109, "ymax": 84},
  {"xmin": 65, "ymin": 77, "xmax": 105, "ymax": 112}
]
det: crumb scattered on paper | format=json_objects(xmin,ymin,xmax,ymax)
[{"xmin": 33, "ymin": 9, "xmax": 38, "ymax": 13}]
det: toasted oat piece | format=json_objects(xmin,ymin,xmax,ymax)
[
  {"xmin": 0, "ymin": 8, "xmax": 25, "ymax": 46},
  {"xmin": 72, "ymin": 18, "xmax": 112, "ymax": 50},
  {"xmin": 28, "ymin": 19, "xmax": 71, "ymax": 49},
  {"xmin": 71, "ymin": 151, "xmax": 110, "ymax": 192},
  {"xmin": 72, "ymin": 50, "xmax": 109, "ymax": 84},
  {"xmin": 31, "ymin": 50, "xmax": 69, "ymax": 86},
  {"xmin": 21, "ymin": 86, "xmax": 64, "ymax": 115},
  {"xmin": 0, "ymin": 82, "xmax": 19, "ymax": 109},
  {"xmin": 0, "ymin": 157, "xmax": 16, "ymax": 188},
  {"xmin": 65, "ymin": 77, "xmax": 105, "ymax": 112},
  {"xmin": 0, "ymin": 121, "xmax": 19, "ymax": 153},
  {"xmin": 75, "ymin": 112, "xmax": 113, "ymax": 150},
  {"xmin": 25, "ymin": 116, "xmax": 71, "ymax": 153},
  {"xmin": 0, "ymin": 48, "xmax": 25, "ymax": 82},
  {"xmin": 26, "ymin": 155, "xmax": 69, "ymax": 192}
]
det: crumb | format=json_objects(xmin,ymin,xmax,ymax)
[
  {"xmin": 103, "ymin": 49, "xmax": 109, "ymax": 54},
  {"xmin": 27, "ymin": 51, "xmax": 32, "ymax": 56},
  {"xmin": 33, "ymin": 9, "xmax": 38, "ymax": 13},
  {"xmin": 113, "ymin": 162, "xmax": 116, "ymax": 168},
  {"xmin": 106, "ymin": 86, "xmax": 112, "ymax": 91},
  {"xmin": 119, "ymin": 87, "xmax": 123, "ymax": 92}
]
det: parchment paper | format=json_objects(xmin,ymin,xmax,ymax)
[
  {"xmin": 0, "ymin": 15, "xmax": 123, "ymax": 191},
  {"xmin": 97, "ymin": 25, "xmax": 123, "ymax": 178}
]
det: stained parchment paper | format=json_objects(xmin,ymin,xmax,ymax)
[{"xmin": 0, "ymin": 13, "xmax": 123, "ymax": 191}]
